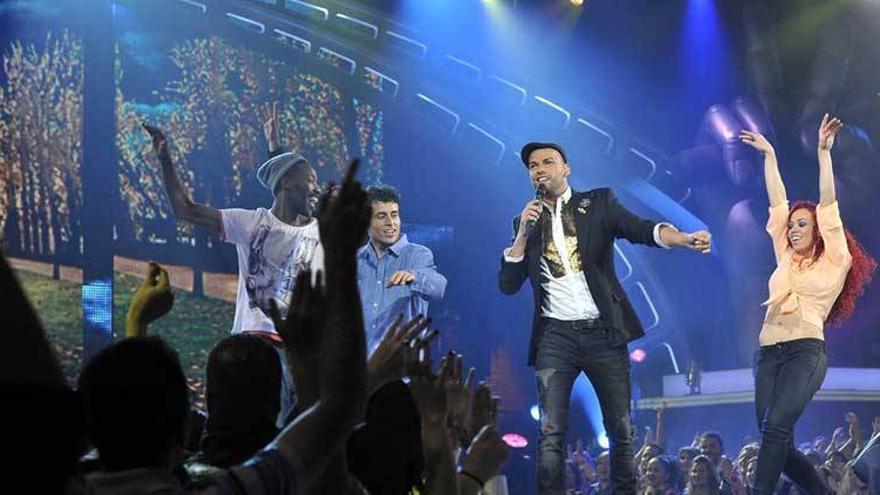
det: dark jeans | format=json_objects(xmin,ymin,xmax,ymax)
[
  {"xmin": 753, "ymin": 338, "xmax": 830, "ymax": 495},
  {"xmin": 534, "ymin": 318, "xmax": 634, "ymax": 495}
]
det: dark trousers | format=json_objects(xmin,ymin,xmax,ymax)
[
  {"xmin": 753, "ymin": 338, "xmax": 830, "ymax": 495},
  {"xmin": 534, "ymin": 318, "xmax": 635, "ymax": 495}
]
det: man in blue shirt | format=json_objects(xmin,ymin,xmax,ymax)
[
  {"xmin": 347, "ymin": 185, "xmax": 447, "ymax": 494},
  {"xmin": 357, "ymin": 185, "xmax": 447, "ymax": 354}
]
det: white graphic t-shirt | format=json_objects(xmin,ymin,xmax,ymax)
[{"xmin": 221, "ymin": 208, "xmax": 324, "ymax": 336}]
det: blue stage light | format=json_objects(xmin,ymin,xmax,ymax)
[{"xmin": 597, "ymin": 432, "xmax": 609, "ymax": 449}]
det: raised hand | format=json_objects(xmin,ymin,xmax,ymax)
[
  {"xmin": 831, "ymin": 426, "xmax": 847, "ymax": 448},
  {"xmin": 818, "ymin": 113, "xmax": 843, "ymax": 151},
  {"xmin": 125, "ymin": 261, "xmax": 174, "ymax": 337},
  {"xmin": 739, "ymin": 130, "xmax": 775, "ymax": 155},
  {"xmin": 366, "ymin": 314, "xmax": 431, "ymax": 392},
  {"xmin": 461, "ymin": 425, "xmax": 510, "ymax": 489},
  {"xmin": 411, "ymin": 351, "xmax": 451, "ymax": 427},
  {"xmin": 465, "ymin": 381, "xmax": 498, "ymax": 443},
  {"xmin": 318, "ymin": 159, "xmax": 371, "ymax": 256},
  {"xmin": 263, "ymin": 101, "xmax": 281, "ymax": 152},
  {"xmin": 444, "ymin": 352, "xmax": 476, "ymax": 447}
]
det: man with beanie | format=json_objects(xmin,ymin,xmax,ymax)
[{"xmin": 143, "ymin": 121, "xmax": 323, "ymax": 424}]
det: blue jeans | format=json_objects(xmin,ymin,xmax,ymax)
[
  {"xmin": 273, "ymin": 343, "xmax": 296, "ymax": 427},
  {"xmin": 534, "ymin": 318, "xmax": 635, "ymax": 495},
  {"xmin": 752, "ymin": 338, "xmax": 830, "ymax": 495}
]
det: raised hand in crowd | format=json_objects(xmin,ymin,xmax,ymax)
[
  {"xmin": 654, "ymin": 402, "xmax": 667, "ymax": 448},
  {"xmin": 842, "ymin": 411, "xmax": 864, "ymax": 455},
  {"xmin": 366, "ymin": 314, "xmax": 432, "ymax": 394},
  {"xmin": 125, "ymin": 261, "xmax": 174, "ymax": 338},
  {"xmin": 410, "ymin": 345, "xmax": 457, "ymax": 494},
  {"xmin": 318, "ymin": 159, "xmax": 371, "ymax": 257},
  {"xmin": 459, "ymin": 425, "xmax": 510, "ymax": 495},
  {"xmin": 465, "ymin": 381, "xmax": 500, "ymax": 446},
  {"xmin": 828, "ymin": 426, "xmax": 847, "ymax": 456},
  {"xmin": 445, "ymin": 352, "xmax": 477, "ymax": 449}
]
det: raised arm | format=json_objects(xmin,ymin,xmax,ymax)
[
  {"xmin": 654, "ymin": 403, "xmax": 667, "ymax": 449},
  {"xmin": 818, "ymin": 114, "xmax": 843, "ymax": 207},
  {"xmin": 142, "ymin": 124, "xmax": 221, "ymax": 234},
  {"xmin": 740, "ymin": 130, "xmax": 786, "ymax": 207}
]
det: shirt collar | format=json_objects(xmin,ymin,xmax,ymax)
[
  {"xmin": 358, "ymin": 234, "xmax": 409, "ymax": 260},
  {"xmin": 560, "ymin": 187, "xmax": 572, "ymax": 204},
  {"xmin": 542, "ymin": 187, "xmax": 573, "ymax": 211}
]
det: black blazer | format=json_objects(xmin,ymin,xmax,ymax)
[{"xmin": 498, "ymin": 188, "xmax": 663, "ymax": 366}]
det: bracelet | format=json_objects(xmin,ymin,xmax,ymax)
[{"xmin": 458, "ymin": 469, "xmax": 485, "ymax": 488}]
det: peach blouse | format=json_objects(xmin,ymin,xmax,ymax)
[{"xmin": 760, "ymin": 201, "xmax": 852, "ymax": 346}]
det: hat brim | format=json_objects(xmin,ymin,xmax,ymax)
[{"xmin": 520, "ymin": 142, "xmax": 567, "ymax": 167}]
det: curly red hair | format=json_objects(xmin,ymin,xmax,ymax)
[{"xmin": 788, "ymin": 201, "xmax": 877, "ymax": 326}]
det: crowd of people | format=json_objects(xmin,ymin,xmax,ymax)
[
  {"xmin": 3, "ymin": 159, "xmax": 509, "ymax": 494},
  {"xmin": 560, "ymin": 406, "xmax": 880, "ymax": 495}
]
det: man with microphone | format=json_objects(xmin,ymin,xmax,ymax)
[{"xmin": 498, "ymin": 143, "xmax": 711, "ymax": 495}]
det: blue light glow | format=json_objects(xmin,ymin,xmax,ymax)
[
  {"xmin": 83, "ymin": 278, "xmax": 113, "ymax": 335},
  {"xmin": 679, "ymin": 0, "xmax": 731, "ymax": 107}
]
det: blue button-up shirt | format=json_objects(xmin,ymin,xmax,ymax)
[{"xmin": 357, "ymin": 234, "xmax": 447, "ymax": 354}]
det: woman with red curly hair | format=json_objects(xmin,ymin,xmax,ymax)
[{"xmin": 740, "ymin": 114, "xmax": 877, "ymax": 495}]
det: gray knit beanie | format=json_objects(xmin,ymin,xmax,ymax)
[{"xmin": 256, "ymin": 152, "xmax": 309, "ymax": 193}]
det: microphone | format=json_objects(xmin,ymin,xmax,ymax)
[{"xmin": 523, "ymin": 185, "xmax": 546, "ymax": 236}]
